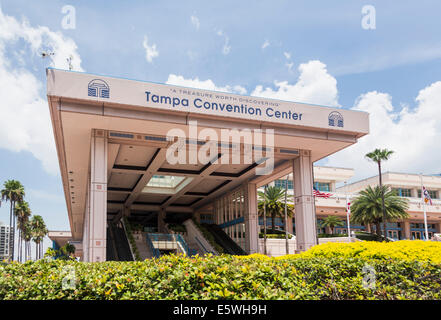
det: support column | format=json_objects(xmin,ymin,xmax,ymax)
[
  {"xmin": 293, "ymin": 150, "xmax": 317, "ymax": 252},
  {"xmin": 286, "ymin": 216, "xmax": 293, "ymax": 234},
  {"xmin": 365, "ymin": 223, "xmax": 371, "ymax": 233},
  {"xmin": 158, "ymin": 209, "xmax": 166, "ymax": 233},
  {"xmin": 435, "ymin": 222, "xmax": 441, "ymax": 234},
  {"xmin": 87, "ymin": 130, "xmax": 108, "ymax": 262},
  {"xmin": 244, "ymin": 182, "xmax": 259, "ymax": 254},
  {"xmin": 403, "ymin": 220, "xmax": 411, "ymax": 239}
]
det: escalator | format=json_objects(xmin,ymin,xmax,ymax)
[
  {"xmin": 106, "ymin": 227, "xmax": 117, "ymax": 261},
  {"xmin": 106, "ymin": 223, "xmax": 133, "ymax": 261},
  {"xmin": 202, "ymin": 223, "xmax": 247, "ymax": 255}
]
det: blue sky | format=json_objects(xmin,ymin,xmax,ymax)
[{"xmin": 0, "ymin": 0, "xmax": 441, "ymax": 237}]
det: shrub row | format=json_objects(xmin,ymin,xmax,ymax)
[
  {"xmin": 259, "ymin": 233, "xmax": 293, "ymax": 239},
  {"xmin": 0, "ymin": 241, "xmax": 440, "ymax": 300}
]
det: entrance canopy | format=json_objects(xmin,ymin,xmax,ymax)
[{"xmin": 47, "ymin": 68, "xmax": 369, "ymax": 241}]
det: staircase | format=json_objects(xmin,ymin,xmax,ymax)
[{"xmin": 145, "ymin": 233, "xmax": 191, "ymax": 258}]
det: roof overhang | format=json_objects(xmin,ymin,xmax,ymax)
[{"xmin": 46, "ymin": 68, "xmax": 369, "ymax": 240}]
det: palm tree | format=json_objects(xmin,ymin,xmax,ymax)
[
  {"xmin": 320, "ymin": 215, "xmax": 345, "ymax": 234},
  {"xmin": 30, "ymin": 215, "xmax": 47, "ymax": 260},
  {"xmin": 258, "ymin": 186, "xmax": 294, "ymax": 232},
  {"xmin": 22, "ymin": 221, "xmax": 33, "ymax": 261},
  {"xmin": 61, "ymin": 243, "xmax": 76, "ymax": 259},
  {"xmin": 365, "ymin": 148, "xmax": 394, "ymax": 239},
  {"xmin": 350, "ymin": 185, "xmax": 409, "ymax": 237},
  {"xmin": 15, "ymin": 201, "xmax": 31, "ymax": 262},
  {"xmin": 1, "ymin": 180, "xmax": 25, "ymax": 261}
]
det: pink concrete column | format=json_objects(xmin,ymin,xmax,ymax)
[
  {"xmin": 82, "ymin": 181, "xmax": 91, "ymax": 261},
  {"xmin": 293, "ymin": 150, "xmax": 317, "ymax": 252},
  {"xmin": 87, "ymin": 130, "xmax": 108, "ymax": 262},
  {"xmin": 286, "ymin": 215, "xmax": 293, "ymax": 234},
  {"xmin": 403, "ymin": 220, "xmax": 411, "ymax": 239},
  {"xmin": 158, "ymin": 209, "xmax": 166, "ymax": 233},
  {"xmin": 244, "ymin": 182, "xmax": 259, "ymax": 254}
]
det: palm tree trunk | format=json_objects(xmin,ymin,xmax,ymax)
[
  {"xmin": 263, "ymin": 188, "xmax": 267, "ymax": 256},
  {"xmin": 271, "ymin": 213, "xmax": 276, "ymax": 232},
  {"xmin": 18, "ymin": 229, "xmax": 21, "ymax": 263},
  {"xmin": 375, "ymin": 222, "xmax": 382, "ymax": 237},
  {"xmin": 378, "ymin": 161, "xmax": 387, "ymax": 240},
  {"xmin": 8, "ymin": 201, "xmax": 13, "ymax": 261},
  {"xmin": 12, "ymin": 210, "xmax": 16, "ymax": 261}
]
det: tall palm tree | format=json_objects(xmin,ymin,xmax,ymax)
[
  {"xmin": 15, "ymin": 201, "xmax": 31, "ymax": 262},
  {"xmin": 22, "ymin": 221, "xmax": 33, "ymax": 262},
  {"xmin": 365, "ymin": 148, "xmax": 394, "ymax": 239},
  {"xmin": 320, "ymin": 215, "xmax": 345, "ymax": 234},
  {"xmin": 258, "ymin": 186, "xmax": 294, "ymax": 232},
  {"xmin": 1, "ymin": 180, "xmax": 25, "ymax": 261},
  {"xmin": 30, "ymin": 215, "xmax": 47, "ymax": 260},
  {"xmin": 350, "ymin": 185, "xmax": 409, "ymax": 238}
]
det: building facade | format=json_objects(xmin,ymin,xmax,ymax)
[
  {"xmin": 46, "ymin": 68, "xmax": 369, "ymax": 261},
  {"xmin": 231, "ymin": 168, "xmax": 441, "ymax": 241},
  {"xmin": 0, "ymin": 222, "xmax": 12, "ymax": 261}
]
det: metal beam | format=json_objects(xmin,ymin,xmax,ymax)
[
  {"xmin": 124, "ymin": 148, "xmax": 168, "ymax": 208},
  {"xmin": 160, "ymin": 153, "xmax": 229, "ymax": 208}
]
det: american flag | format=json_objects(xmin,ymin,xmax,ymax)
[
  {"xmin": 423, "ymin": 186, "xmax": 433, "ymax": 205},
  {"xmin": 313, "ymin": 186, "xmax": 332, "ymax": 198}
]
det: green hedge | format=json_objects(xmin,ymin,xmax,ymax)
[
  {"xmin": 317, "ymin": 233, "xmax": 348, "ymax": 238},
  {"xmin": 259, "ymin": 233, "xmax": 293, "ymax": 239},
  {"xmin": 0, "ymin": 252, "xmax": 440, "ymax": 299}
]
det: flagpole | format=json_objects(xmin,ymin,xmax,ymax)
[
  {"xmin": 420, "ymin": 174, "xmax": 429, "ymax": 241},
  {"xmin": 345, "ymin": 181, "xmax": 351, "ymax": 242},
  {"xmin": 263, "ymin": 185, "xmax": 267, "ymax": 255}
]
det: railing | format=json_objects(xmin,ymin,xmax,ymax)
[
  {"xmin": 145, "ymin": 233, "xmax": 191, "ymax": 257},
  {"xmin": 145, "ymin": 233, "xmax": 160, "ymax": 258},
  {"xmin": 175, "ymin": 234, "xmax": 190, "ymax": 256}
]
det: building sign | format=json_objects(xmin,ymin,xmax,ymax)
[
  {"xmin": 47, "ymin": 68, "xmax": 369, "ymax": 134},
  {"xmin": 144, "ymin": 91, "xmax": 304, "ymax": 121}
]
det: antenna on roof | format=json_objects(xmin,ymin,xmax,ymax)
[{"xmin": 41, "ymin": 51, "xmax": 55, "ymax": 58}]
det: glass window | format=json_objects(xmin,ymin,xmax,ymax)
[
  {"xmin": 314, "ymin": 182, "xmax": 330, "ymax": 192},
  {"xmin": 392, "ymin": 188, "xmax": 412, "ymax": 197},
  {"xmin": 274, "ymin": 179, "xmax": 293, "ymax": 190}
]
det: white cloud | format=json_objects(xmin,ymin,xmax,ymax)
[
  {"xmin": 326, "ymin": 81, "xmax": 441, "ymax": 181},
  {"xmin": 251, "ymin": 60, "xmax": 339, "ymax": 107},
  {"xmin": 217, "ymin": 30, "xmax": 231, "ymax": 55},
  {"xmin": 166, "ymin": 74, "xmax": 247, "ymax": 95},
  {"xmin": 283, "ymin": 51, "xmax": 291, "ymax": 60},
  {"xmin": 261, "ymin": 39, "xmax": 270, "ymax": 49},
  {"xmin": 190, "ymin": 15, "xmax": 200, "ymax": 30},
  {"xmin": 334, "ymin": 42, "xmax": 441, "ymax": 76},
  {"xmin": 142, "ymin": 35, "xmax": 159, "ymax": 63},
  {"xmin": 0, "ymin": 7, "xmax": 83, "ymax": 175}
]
